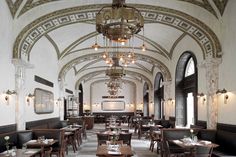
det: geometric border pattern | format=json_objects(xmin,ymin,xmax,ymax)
[{"xmin": 13, "ymin": 4, "xmax": 222, "ymax": 60}]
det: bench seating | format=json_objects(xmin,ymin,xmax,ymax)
[{"xmin": 0, "ymin": 129, "xmax": 64, "ymax": 153}]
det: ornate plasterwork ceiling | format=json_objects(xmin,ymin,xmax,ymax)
[
  {"xmin": 7, "ymin": 1, "xmax": 224, "ymax": 89},
  {"xmin": 6, "ymin": 0, "xmax": 229, "ymax": 18}
]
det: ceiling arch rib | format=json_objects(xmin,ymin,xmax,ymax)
[
  {"xmin": 58, "ymin": 52, "xmax": 171, "ymax": 82},
  {"xmin": 13, "ymin": 4, "xmax": 221, "ymax": 61},
  {"xmin": 75, "ymin": 70, "xmax": 153, "ymax": 90}
]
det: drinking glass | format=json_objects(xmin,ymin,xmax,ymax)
[{"xmin": 22, "ymin": 144, "xmax": 27, "ymax": 153}]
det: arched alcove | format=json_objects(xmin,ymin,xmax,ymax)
[
  {"xmin": 154, "ymin": 72, "xmax": 164, "ymax": 119},
  {"xmin": 175, "ymin": 52, "xmax": 198, "ymax": 127},
  {"xmin": 143, "ymin": 82, "xmax": 149, "ymax": 116}
]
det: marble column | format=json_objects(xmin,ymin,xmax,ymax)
[
  {"xmin": 58, "ymin": 78, "xmax": 66, "ymax": 120},
  {"xmin": 199, "ymin": 57, "xmax": 221, "ymax": 129},
  {"xmin": 12, "ymin": 59, "xmax": 34, "ymax": 131},
  {"xmin": 162, "ymin": 81, "xmax": 172, "ymax": 119},
  {"xmin": 149, "ymin": 87, "xmax": 154, "ymax": 116}
]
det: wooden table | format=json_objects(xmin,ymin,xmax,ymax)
[
  {"xmin": 25, "ymin": 139, "xmax": 58, "ymax": 157},
  {"xmin": 0, "ymin": 149, "xmax": 40, "ymax": 157},
  {"xmin": 96, "ymin": 145, "xmax": 133, "ymax": 157}
]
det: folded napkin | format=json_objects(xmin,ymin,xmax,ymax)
[
  {"xmin": 173, "ymin": 140, "xmax": 182, "ymax": 144},
  {"xmin": 200, "ymin": 140, "xmax": 212, "ymax": 145},
  {"xmin": 108, "ymin": 151, "xmax": 121, "ymax": 155},
  {"xmin": 25, "ymin": 150, "xmax": 37, "ymax": 154},
  {"xmin": 28, "ymin": 140, "xmax": 37, "ymax": 143}
]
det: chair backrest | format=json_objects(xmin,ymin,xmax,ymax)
[
  {"xmin": 97, "ymin": 133, "xmax": 109, "ymax": 145},
  {"xmin": 106, "ymin": 140, "xmax": 123, "ymax": 145},
  {"xmin": 195, "ymin": 145, "xmax": 213, "ymax": 157},
  {"xmin": 118, "ymin": 133, "xmax": 132, "ymax": 146}
]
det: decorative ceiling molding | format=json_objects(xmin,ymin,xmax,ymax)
[
  {"xmin": 212, "ymin": 0, "xmax": 228, "ymax": 16},
  {"xmin": 44, "ymin": 34, "xmax": 60, "ymax": 59},
  {"xmin": 13, "ymin": 4, "xmax": 221, "ymax": 61},
  {"xmin": 5, "ymin": 0, "xmax": 23, "ymax": 18},
  {"xmin": 169, "ymin": 32, "xmax": 187, "ymax": 58},
  {"xmin": 18, "ymin": 0, "xmax": 57, "ymax": 17},
  {"xmin": 75, "ymin": 70, "xmax": 153, "ymax": 90},
  {"xmin": 58, "ymin": 52, "xmax": 172, "ymax": 82},
  {"xmin": 179, "ymin": 0, "xmax": 217, "ymax": 18}
]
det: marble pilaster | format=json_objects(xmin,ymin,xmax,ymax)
[
  {"xmin": 12, "ymin": 59, "xmax": 34, "ymax": 131},
  {"xmin": 199, "ymin": 57, "xmax": 221, "ymax": 129}
]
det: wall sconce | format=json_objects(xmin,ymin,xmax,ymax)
[
  {"xmin": 5, "ymin": 90, "xmax": 17, "ymax": 101},
  {"xmin": 197, "ymin": 93, "xmax": 206, "ymax": 104},
  {"xmin": 26, "ymin": 93, "xmax": 35, "ymax": 102},
  {"xmin": 216, "ymin": 88, "xmax": 229, "ymax": 104},
  {"xmin": 167, "ymin": 98, "xmax": 174, "ymax": 104}
]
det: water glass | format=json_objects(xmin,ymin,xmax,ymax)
[
  {"xmin": 22, "ymin": 144, "xmax": 27, "ymax": 152},
  {"xmin": 193, "ymin": 136, "xmax": 198, "ymax": 143}
]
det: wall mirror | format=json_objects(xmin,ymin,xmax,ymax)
[{"xmin": 34, "ymin": 88, "xmax": 54, "ymax": 114}]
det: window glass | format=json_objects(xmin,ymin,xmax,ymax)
[{"xmin": 185, "ymin": 57, "xmax": 195, "ymax": 77}]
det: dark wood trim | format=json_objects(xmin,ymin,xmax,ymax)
[{"xmin": 34, "ymin": 75, "xmax": 53, "ymax": 87}]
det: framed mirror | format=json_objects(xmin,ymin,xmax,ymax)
[{"xmin": 34, "ymin": 88, "xmax": 54, "ymax": 114}]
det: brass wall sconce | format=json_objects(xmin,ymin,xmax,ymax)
[
  {"xmin": 5, "ymin": 90, "xmax": 17, "ymax": 101},
  {"xmin": 197, "ymin": 93, "xmax": 206, "ymax": 104},
  {"xmin": 216, "ymin": 88, "xmax": 229, "ymax": 104},
  {"xmin": 26, "ymin": 93, "xmax": 35, "ymax": 102}
]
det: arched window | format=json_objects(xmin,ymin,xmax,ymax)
[
  {"xmin": 154, "ymin": 72, "xmax": 164, "ymax": 119},
  {"xmin": 143, "ymin": 82, "xmax": 149, "ymax": 116},
  {"xmin": 175, "ymin": 52, "xmax": 198, "ymax": 127}
]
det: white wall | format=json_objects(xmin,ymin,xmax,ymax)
[
  {"xmin": 90, "ymin": 81, "xmax": 136, "ymax": 113},
  {"xmin": 217, "ymin": 1, "xmax": 236, "ymax": 124},
  {"xmin": 0, "ymin": 1, "xmax": 16, "ymax": 126},
  {"xmin": 24, "ymin": 36, "xmax": 60, "ymax": 122}
]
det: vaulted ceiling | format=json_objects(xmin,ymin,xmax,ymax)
[{"xmin": 6, "ymin": 0, "xmax": 227, "ymax": 90}]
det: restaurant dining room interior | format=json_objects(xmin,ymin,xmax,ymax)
[{"xmin": 0, "ymin": 0, "xmax": 236, "ymax": 157}]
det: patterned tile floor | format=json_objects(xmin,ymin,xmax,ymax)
[{"xmin": 65, "ymin": 123, "xmax": 160, "ymax": 157}]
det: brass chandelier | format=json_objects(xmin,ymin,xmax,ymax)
[
  {"xmin": 93, "ymin": 0, "xmax": 145, "ymax": 67},
  {"xmin": 94, "ymin": 0, "xmax": 145, "ymax": 95},
  {"xmin": 96, "ymin": 0, "xmax": 144, "ymax": 43},
  {"xmin": 105, "ymin": 57, "xmax": 125, "ymax": 95}
]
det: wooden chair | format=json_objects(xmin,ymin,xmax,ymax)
[
  {"xmin": 162, "ymin": 140, "xmax": 185, "ymax": 157},
  {"xmin": 97, "ymin": 133, "xmax": 109, "ymax": 146},
  {"xmin": 195, "ymin": 145, "xmax": 214, "ymax": 157},
  {"xmin": 118, "ymin": 133, "xmax": 132, "ymax": 146},
  {"xmin": 106, "ymin": 140, "xmax": 123, "ymax": 145},
  {"xmin": 149, "ymin": 126, "xmax": 161, "ymax": 153}
]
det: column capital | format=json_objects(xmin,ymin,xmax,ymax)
[
  {"xmin": 12, "ymin": 59, "xmax": 34, "ymax": 69},
  {"xmin": 198, "ymin": 57, "xmax": 222, "ymax": 68}
]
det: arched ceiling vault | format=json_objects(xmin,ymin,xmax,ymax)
[
  {"xmin": 10, "ymin": 1, "xmax": 223, "ymax": 90},
  {"xmin": 75, "ymin": 70, "xmax": 152, "ymax": 90}
]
